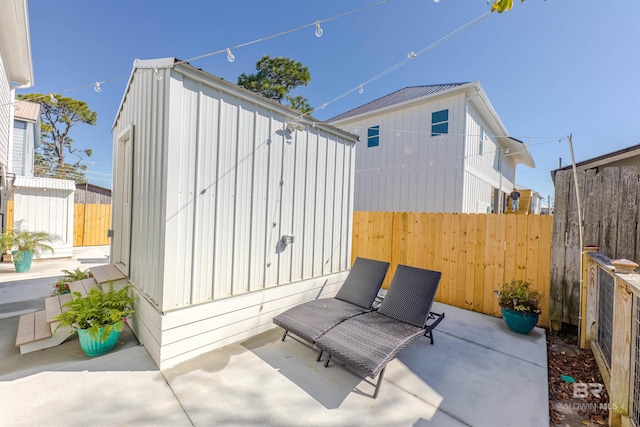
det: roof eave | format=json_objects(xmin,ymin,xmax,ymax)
[{"xmin": 0, "ymin": 0, "xmax": 34, "ymax": 87}]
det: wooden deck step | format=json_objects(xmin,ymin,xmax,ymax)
[
  {"xmin": 16, "ymin": 311, "xmax": 51, "ymax": 347},
  {"xmin": 68, "ymin": 278, "xmax": 100, "ymax": 294},
  {"xmin": 90, "ymin": 264, "xmax": 126, "ymax": 285},
  {"xmin": 44, "ymin": 293, "xmax": 73, "ymax": 323}
]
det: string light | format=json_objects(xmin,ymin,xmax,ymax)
[
  {"xmin": 49, "ymin": 94, "xmax": 57, "ymax": 104},
  {"xmin": 154, "ymin": 67, "xmax": 163, "ymax": 81},
  {"xmin": 315, "ymin": 21, "xmax": 323, "ymax": 38},
  {"xmin": 305, "ymin": 11, "xmax": 492, "ymax": 116},
  {"xmin": 226, "ymin": 48, "xmax": 235, "ymax": 63},
  {"xmin": 93, "ymin": 82, "xmax": 102, "ymax": 93},
  {"xmin": 359, "ymin": 85, "xmax": 364, "ymax": 94}
]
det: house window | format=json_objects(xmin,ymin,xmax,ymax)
[
  {"xmin": 367, "ymin": 125, "xmax": 380, "ymax": 148},
  {"xmin": 479, "ymin": 127, "xmax": 484, "ymax": 157},
  {"xmin": 431, "ymin": 109, "xmax": 449, "ymax": 137}
]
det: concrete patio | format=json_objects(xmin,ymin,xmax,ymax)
[{"xmin": 0, "ymin": 251, "xmax": 549, "ymax": 426}]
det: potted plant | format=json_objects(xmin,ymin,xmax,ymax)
[
  {"xmin": 51, "ymin": 268, "xmax": 94, "ymax": 296},
  {"xmin": 0, "ymin": 229, "xmax": 55, "ymax": 272},
  {"xmin": 495, "ymin": 279, "xmax": 542, "ymax": 334},
  {"xmin": 55, "ymin": 283, "xmax": 134, "ymax": 357}
]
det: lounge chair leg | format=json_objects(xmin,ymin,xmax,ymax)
[
  {"xmin": 281, "ymin": 331, "xmax": 288, "ymax": 342},
  {"xmin": 424, "ymin": 331, "xmax": 434, "ymax": 345},
  {"xmin": 316, "ymin": 350, "xmax": 323, "ymax": 362},
  {"xmin": 324, "ymin": 355, "xmax": 332, "ymax": 368},
  {"xmin": 373, "ymin": 367, "xmax": 386, "ymax": 399}
]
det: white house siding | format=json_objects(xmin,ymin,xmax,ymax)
[
  {"xmin": 113, "ymin": 59, "xmax": 356, "ymax": 368},
  {"xmin": 0, "ymin": 53, "xmax": 10, "ymax": 169},
  {"xmin": 462, "ymin": 103, "xmax": 516, "ymax": 213},
  {"xmin": 346, "ymin": 94, "xmax": 465, "ymax": 212}
]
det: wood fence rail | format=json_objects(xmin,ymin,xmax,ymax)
[{"xmin": 352, "ymin": 211, "xmax": 553, "ymax": 327}]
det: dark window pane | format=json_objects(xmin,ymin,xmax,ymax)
[
  {"xmin": 431, "ymin": 122, "xmax": 448, "ymax": 136},
  {"xmin": 432, "ymin": 109, "xmax": 448, "ymax": 124}
]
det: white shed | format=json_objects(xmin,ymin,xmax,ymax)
[
  {"xmin": 112, "ymin": 57, "xmax": 358, "ymax": 368},
  {"xmin": 329, "ymin": 82, "xmax": 535, "ymax": 214},
  {"xmin": 11, "ymin": 176, "xmax": 75, "ymax": 258}
]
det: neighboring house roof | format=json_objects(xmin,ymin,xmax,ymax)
[
  {"xmin": 13, "ymin": 100, "xmax": 40, "ymax": 122},
  {"xmin": 552, "ymin": 143, "xmax": 640, "ymax": 175},
  {"xmin": 0, "ymin": 0, "xmax": 34, "ymax": 87},
  {"xmin": 13, "ymin": 176, "xmax": 76, "ymax": 191},
  {"xmin": 328, "ymin": 83, "xmax": 470, "ymax": 122},
  {"xmin": 329, "ymin": 81, "xmax": 535, "ymax": 168}
]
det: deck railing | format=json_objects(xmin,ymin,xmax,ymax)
[{"xmin": 583, "ymin": 252, "xmax": 640, "ymax": 427}]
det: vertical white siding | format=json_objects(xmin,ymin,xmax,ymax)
[
  {"xmin": 115, "ymin": 64, "xmax": 356, "ymax": 313},
  {"xmin": 339, "ymin": 94, "xmax": 465, "ymax": 213},
  {"xmin": 462, "ymin": 103, "xmax": 516, "ymax": 212},
  {"xmin": 13, "ymin": 188, "xmax": 74, "ymax": 258},
  {"xmin": 0, "ymin": 53, "xmax": 10, "ymax": 169},
  {"xmin": 11, "ymin": 121, "xmax": 26, "ymax": 175},
  {"xmin": 112, "ymin": 67, "xmax": 168, "ymax": 308}
]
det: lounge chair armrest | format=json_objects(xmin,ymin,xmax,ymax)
[{"xmin": 424, "ymin": 311, "xmax": 444, "ymax": 333}]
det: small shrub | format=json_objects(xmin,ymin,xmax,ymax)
[{"xmin": 495, "ymin": 279, "xmax": 542, "ymax": 314}]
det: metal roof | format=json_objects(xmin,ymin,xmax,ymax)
[
  {"xmin": 13, "ymin": 176, "xmax": 76, "ymax": 191},
  {"xmin": 552, "ymin": 143, "xmax": 640, "ymax": 173},
  {"xmin": 13, "ymin": 100, "xmax": 40, "ymax": 122},
  {"xmin": 328, "ymin": 83, "xmax": 471, "ymax": 122}
]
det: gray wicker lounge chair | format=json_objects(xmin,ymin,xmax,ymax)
[
  {"xmin": 315, "ymin": 264, "xmax": 443, "ymax": 398},
  {"xmin": 272, "ymin": 257, "xmax": 390, "ymax": 351}
]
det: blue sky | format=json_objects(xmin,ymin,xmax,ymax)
[{"xmin": 20, "ymin": 0, "xmax": 640, "ymax": 203}]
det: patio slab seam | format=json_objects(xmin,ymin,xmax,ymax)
[{"xmin": 437, "ymin": 329, "xmax": 547, "ymax": 369}]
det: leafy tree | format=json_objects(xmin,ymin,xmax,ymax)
[
  {"xmin": 237, "ymin": 56, "xmax": 312, "ymax": 113},
  {"xmin": 491, "ymin": 0, "xmax": 526, "ymax": 13},
  {"xmin": 17, "ymin": 93, "xmax": 96, "ymax": 182}
]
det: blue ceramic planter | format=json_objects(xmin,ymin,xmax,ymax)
[
  {"xmin": 77, "ymin": 325, "xmax": 122, "ymax": 357},
  {"xmin": 500, "ymin": 307, "xmax": 539, "ymax": 335},
  {"xmin": 12, "ymin": 250, "xmax": 34, "ymax": 273}
]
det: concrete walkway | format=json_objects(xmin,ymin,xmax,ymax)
[{"xmin": 0, "ymin": 253, "xmax": 549, "ymax": 426}]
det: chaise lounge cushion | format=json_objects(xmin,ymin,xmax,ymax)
[
  {"xmin": 272, "ymin": 257, "xmax": 390, "ymax": 343},
  {"xmin": 314, "ymin": 311, "xmax": 425, "ymax": 378}
]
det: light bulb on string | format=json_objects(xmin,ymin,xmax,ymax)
[
  {"xmin": 315, "ymin": 21, "xmax": 323, "ymax": 38},
  {"xmin": 408, "ymin": 51, "xmax": 417, "ymax": 59},
  {"xmin": 226, "ymin": 48, "xmax": 235, "ymax": 63},
  {"xmin": 359, "ymin": 85, "xmax": 364, "ymax": 94},
  {"xmin": 154, "ymin": 68, "xmax": 163, "ymax": 81},
  {"xmin": 49, "ymin": 94, "xmax": 58, "ymax": 104},
  {"xmin": 434, "ymin": 0, "xmax": 441, "ymax": 3},
  {"xmin": 94, "ymin": 82, "xmax": 102, "ymax": 93}
]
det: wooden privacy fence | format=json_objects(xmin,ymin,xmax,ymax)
[
  {"xmin": 74, "ymin": 204, "xmax": 111, "ymax": 246},
  {"xmin": 5, "ymin": 201, "xmax": 110, "ymax": 247},
  {"xmin": 352, "ymin": 211, "xmax": 553, "ymax": 327},
  {"xmin": 551, "ymin": 166, "xmax": 640, "ymax": 329}
]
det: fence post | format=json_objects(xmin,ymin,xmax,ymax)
[
  {"xmin": 580, "ymin": 247, "xmax": 599, "ymax": 348},
  {"xmin": 609, "ymin": 274, "xmax": 633, "ymax": 427}
]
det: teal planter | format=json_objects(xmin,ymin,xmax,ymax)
[
  {"xmin": 77, "ymin": 325, "xmax": 122, "ymax": 357},
  {"xmin": 500, "ymin": 307, "xmax": 539, "ymax": 335},
  {"xmin": 12, "ymin": 250, "xmax": 34, "ymax": 273}
]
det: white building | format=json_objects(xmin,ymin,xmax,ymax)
[
  {"xmin": 329, "ymin": 82, "xmax": 535, "ymax": 214},
  {"xmin": 0, "ymin": 0, "xmax": 34, "ymax": 230},
  {"xmin": 112, "ymin": 57, "xmax": 358, "ymax": 368}
]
